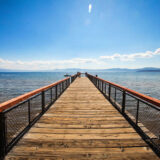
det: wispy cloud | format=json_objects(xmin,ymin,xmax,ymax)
[
  {"xmin": 0, "ymin": 58, "xmax": 100, "ymax": 70},
  {"xmin": 88, "ymin": 4, "xmax": 92, "ymax": 13},
  {"xmin": 0, "ymin": 48, "xmax": 160, "ymax": 70},
  {"xmin": 100, "ymin": 48, "xmax": 160, "ymax": 61}
]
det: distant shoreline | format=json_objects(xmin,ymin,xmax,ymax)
[
  {"xmin": 0, "ymin": 67, "xmax": 160, "ymax": 72},
  {"xmin": 137, "ymin": 70, "xmax": 160, "ymax": 72}
]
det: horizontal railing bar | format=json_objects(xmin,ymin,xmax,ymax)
[
  {"xmin": 86, "ymin": 73, "xmax": 160, "ymax": 108},
  {"xmin": 3, "ymin": 98, "xmax": 29, "ymax": 113},
  {"xmin": 0, "ymin": 77, "xmax": 70, "ymax": 112},
  {"xmin": 112, "ymin": 91, "xmax": 160, "ymax": 111},
  {"xmin": 109, "ymin": 85, "xmax": 124, "ymax": 92},
  {"xmin": 4, "ymin": 91, "xmax": 42, "ymax": 113}
]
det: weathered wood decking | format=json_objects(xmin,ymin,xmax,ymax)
[{"xmin": 6, "ymin": 77, "xmax": 158, "ymax": 159}]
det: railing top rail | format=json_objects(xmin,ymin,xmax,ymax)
[
  {"xmin": 86, "ymin": 73, "xmax": 160, "ymax": 108},
  {"xmin": 0, "ymin": 77, "xmax": 70, "ymax": 112}
]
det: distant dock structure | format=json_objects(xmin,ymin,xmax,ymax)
[{"xmin": 64, "ymin": 73, "xmax": 71, "ymax": 77}]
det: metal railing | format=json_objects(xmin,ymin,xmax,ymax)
[
  {"xmin": 0, "ymin": 74, "xmax": 78, "ymax": 159},
  {"xmin": 71, "ymin": 74, "xmax": 78, "ymax": 82},
  {"xmin": 86, "ymin": 73, "xmax": 160, "ymax": 157}
]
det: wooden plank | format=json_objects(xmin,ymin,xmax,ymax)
[
  {"xmin": 48, "ymin": 111, "xmax": 121, "ymax": 115},
  {"xmin": 42, "ymin": 114, "xmax": 122, "ymax": 118},
  {"xmin": 23, "ymin": 133, "xmax": 141, "ymax": 140},
  {"xmin": 8, "ymin": 146, "xmax": 155, "ymax": 153},
  {"xmin": 6, "ymin": 154, "xmax": 159, "ymax": 160},
  {"xmin": 29, "ymin": 128, "xmax": 136, "ymax": 134},
  {"xmin": 7, "ymin": 147, "xmax": 159, "ymax": 160},
  {"xmin": 35, "ymin": 123, "xmax": 132, "ymax": 129},
  {"xmin": 40, "ymin": 117, "xmax": 125, "ymax": 121},
  {"xmin": 38, "ymin": 119, "xmax": 130, "ymax": 125},
  {"xmin": 16, "ymin": 139, "xmax": 147, "ymax": 148}
]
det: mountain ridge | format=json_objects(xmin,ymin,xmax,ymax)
[{"xmin": 0, "ymin": 67, "xmax": 160, "ymax": 72}]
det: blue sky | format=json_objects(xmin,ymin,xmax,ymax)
[{"xmin": 0, "ymin": 0, "xmax": 160, "ymax": 70}]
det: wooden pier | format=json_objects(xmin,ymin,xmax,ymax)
[{"xmin": 6, "ymin": 77, "xmax": 159, "ymax": 159}]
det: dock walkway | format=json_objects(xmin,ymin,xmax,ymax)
[{"xmin": 6, "ymin": 77, "xmax": 158, "ymax": 159}]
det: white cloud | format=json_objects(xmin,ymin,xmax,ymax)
[
  {"xmin": 0, "ymin": 58, "xmax": 100, "ymax": 70},
  {"xmin": 0, "ymin": 48, "xmax": 160, "ymax": 70},
  {"xmin": 88, "ymin": 4, "xmax": 92, "ymax": 13},
  {"xmin": 100, "ymin": 48, "xmax": 160, "ymax": 61}
]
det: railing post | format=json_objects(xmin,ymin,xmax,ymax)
[
  {"xmin": 102, "ymin": 81, "xmax": 104, "ymax": 93},
  {"xmin": 61, "ymin": 83, "xmax": 63, "ymax": 93},
  {"xmin": 64, "ymin": 81, "xmax": 66, "ymax": 89},
  {"xmin": 0, "ymin": 113, "xmax": 6, "ymax": 160},
  {"xmin": 28, "ymin": 100, "xmax": 31, "ymax": 125},
  {"xmin": 59, "ymin": 83, "xmax": 61, "ymax": 95},
  {"xmin": 55, "ymin": 85, "xmax": 57, "ymax": 99},
  {"xmin": 101, "ymin": 81, "xmax": 103, "ymax": 91},
  {"xmin": 41, "ymin": 91, "xmax": 45, "ymax": 113},
  {"xmin": 108, "ymin": 84, "xmax": 111, "ymax": 100},
  {"xmin": 98, "ymin": 80, "xmax": 100, "ymax": 89},
  {"xmin": 50, "ymin": 88, "xmax": 52, "ymax": 102},
  {"xmin": 62, "ymin": 81, "xmax": 64, "ymax": 91},
  {"xmin": 114, "ymin": 88, "xmax": 116, "ymax": 101},
  {"xmin": 66, "ymin": 80, "xmax": 67, "ymax": 89},
  {"xmin": 136, "ymin": 99, "xmax": 140, "ymax": 125},
  {"xmin": 122, "ymin": 91, "xmax": 126, "ymax": 113}
]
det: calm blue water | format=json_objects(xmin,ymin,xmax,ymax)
[
  {"xmin": 0, "ymin": 72, "xmax": 74, "ymax": 103},
  {"xmin": 91, "ymin": 72, "xmax": 160, "ymax": 100},
  {"xmin": 0, "ymin": 72, "xmax": 160, "ymax": 103}
]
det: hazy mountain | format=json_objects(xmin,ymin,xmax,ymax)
[
  {"xmin": 52, "ymin": 68, "xmax": 160, "ymax": 72},
  {"xmin": 0, "ymin": 67, "xmax": 160, "ymax": 72},
  {"xmin": 137, "ymin": 67, "xmax": 160, "ymax": 72},
  {"xmin": 102, "ymin": 68, "xmax": 137, "ymax": 72},
  {"xmin": 0, "ymin": 69, "xmax": 15, "ymax": 72}
]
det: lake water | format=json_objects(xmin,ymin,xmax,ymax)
[{"xmin": 0, "ymin": 72, "xmax": 160, "ymax": 103}]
